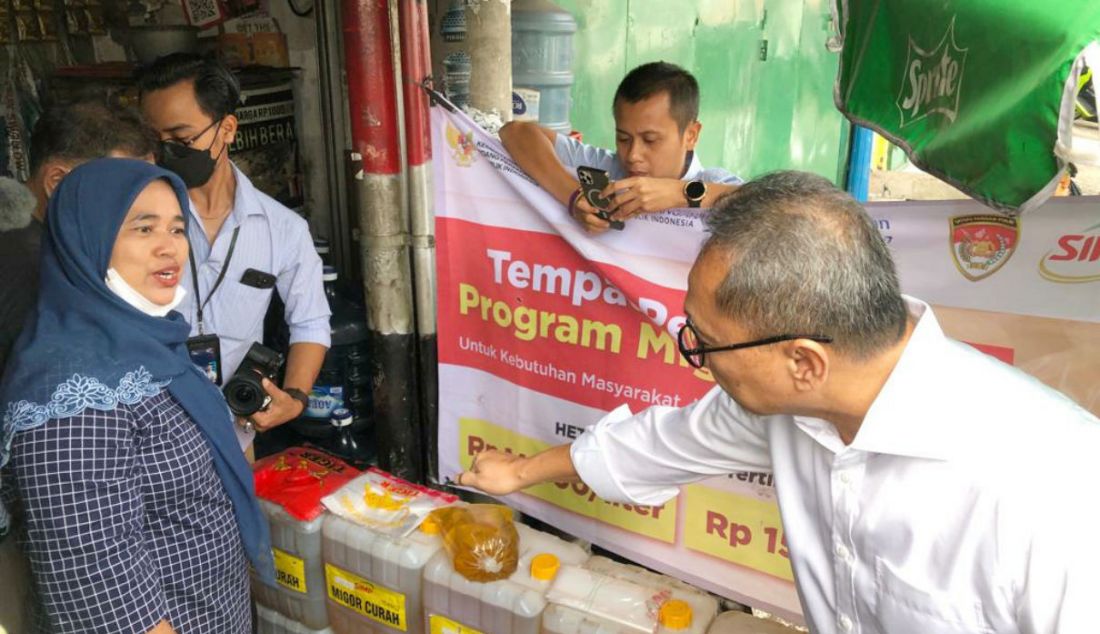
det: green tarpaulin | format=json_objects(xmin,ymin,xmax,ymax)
[{"xmin": 834, "ymin": 0, "xmax": 1100, "ymax": 212}]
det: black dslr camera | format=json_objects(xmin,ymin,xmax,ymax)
[{"xmin": 223, "ymin": 343, "xmax": 285, "ymax": 417}]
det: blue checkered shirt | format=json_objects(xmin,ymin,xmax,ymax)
[{"xmin": 8, "ymin": 390, "xmax": 250, "ymax": 633}]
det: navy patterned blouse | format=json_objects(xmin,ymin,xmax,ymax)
[{"xmin": 9, "ymin": 389, "xmax": 250, "ymax": 633}]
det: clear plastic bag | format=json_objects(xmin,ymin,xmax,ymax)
[
  {"xmin": 321, "ymin": 467, "xmax": 458, "ymax": 536},
  {"xmin": 431, "ymin": 504, "xmax": 520, "ymax": 582}
]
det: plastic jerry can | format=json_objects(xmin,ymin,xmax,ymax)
[
  {"xmin": 322, "ymin": 513, "xmax": 444, "ymax": 634},
  {"xmin": 421, "ymin": 522, "xmax": 589, "ymax": 634},
  {"xmin": 256, "ymin": 602, "xmax": 335, "ymax": 634},
  {"xmin": 541, "ymin": 556, "xmax": 718, "ymax": 634},
  {"xmin": 706, "ymin": 611, "xmax": 802, "ymax": 633},
  {"xmin": 253, "ymin": 498, "xmax": 330, "ymax": 630}
]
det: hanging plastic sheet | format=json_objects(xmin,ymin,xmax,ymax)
[{"xmin": 832, "ymin": 0, "xmax": 1100, "ymax": 213}]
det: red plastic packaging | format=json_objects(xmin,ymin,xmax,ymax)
[{"xmin": 252, "ymin": 447, "xmax": 360, "ymax": 521}]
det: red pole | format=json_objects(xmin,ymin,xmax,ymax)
[
  {"xmin": 399, "ymin": 0, "xmax": 432, "ymax": 166},
  {"xmin": 399, "ymin": 0, "xmax": 437, "ymax": 480},
  {"xmin": 342, "ymin": 0, "xmax": 401, "ymax": 175},
  {"xmin": 341, "ymin": 0, "xmax": 423, "ymax": 481}
]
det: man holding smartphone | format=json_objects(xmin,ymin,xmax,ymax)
[
  {"xmin": 500, "ymin": 62, "xmax": 742, "ymax": 233},
  {"xmin": 138, "ymin": 53, "xmax": 331, "ymax": 447}
]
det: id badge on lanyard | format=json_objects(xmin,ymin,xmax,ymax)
[
  {"xmin": 186, "ymin": 227, "xmax": 239, "ymax": 384},
  {"xmin": 186, "ymin": 334, "xmax": 223, "ymax": 385}
]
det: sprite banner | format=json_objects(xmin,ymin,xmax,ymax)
[
  {"xmin": 833, "ymin": 0, "xmax": 1100, "ymax": 212},
  {"xmin": 433, "ymin": 106, "xmax": 1100, "ymax": 622}
]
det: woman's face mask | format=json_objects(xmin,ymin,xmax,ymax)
[
  {"xmin": 157, "ymin": 118, "xmax": 226, "ymax": 189},
  {"xmin": 107, "ymin": 179, "xmax": 189, "ymax": 313}
]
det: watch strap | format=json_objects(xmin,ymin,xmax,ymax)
[{"xmin": 284, "ymin": 387, "xmax": 310, "ymax": 415}]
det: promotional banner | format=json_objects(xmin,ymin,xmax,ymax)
[
  {"xmin": 868, "ymin": 198, "xmax": 1100, "ymax": 413},
  {"xmin": 433, "ymin": 106, "xmax": 1100, "ymax": 621},
  {"xmin": 433, "ymin": 107, "xmax": 801, "ymax": 619}
]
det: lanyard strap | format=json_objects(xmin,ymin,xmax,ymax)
[{"xmin": 188, "ymin": 226, "xmax": 241, "ymax": 335}]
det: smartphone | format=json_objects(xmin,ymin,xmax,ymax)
[
  {"xmin": 240, "ymin": 268, "xmax": 277, "ymax": 289},
  {"xmin": 576, "ymin": 166, "xmax": 625, "ymax": 230}
]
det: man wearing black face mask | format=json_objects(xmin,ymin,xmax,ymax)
[{"xmin": 137, "ymin": 54, "xmax": 331, "ymax": 451}]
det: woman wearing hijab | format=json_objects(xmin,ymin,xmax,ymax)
[{"xmin": 0, "ymin": 158, "xmax": 273, "ymax": 634}]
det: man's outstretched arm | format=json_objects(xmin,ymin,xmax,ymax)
[
  {"xmin": 457, "ymin": 388, "xmax": 772, "ymax": 506},
  {"xmin": 456, "ymin": 443, "xmax": 579, "ymax": 496}
]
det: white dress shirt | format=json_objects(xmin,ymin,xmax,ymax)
[{"xmin": 571, "ymin": 298, "xmax": 1100, "ymax": 634}]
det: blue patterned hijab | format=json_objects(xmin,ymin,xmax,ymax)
[{"xmin": 0, "ymin": 158, "xmax": 273, "ymax": 578}]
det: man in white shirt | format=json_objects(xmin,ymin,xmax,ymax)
[
  {"xmin": 500, "ymin": 62, "xmax": 742, "ymax": 233},
  {"xmin": 458, "ymin": 171, "xmax": 1100, "ymax": 634}
]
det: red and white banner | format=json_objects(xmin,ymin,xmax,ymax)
[
  {"xmin": 434, "ymin": 107, "xmax": 800, "ymax": 619},
  {"xmin": 432, "ymin": 106, "xmax": 1100, "ymax": 621}
]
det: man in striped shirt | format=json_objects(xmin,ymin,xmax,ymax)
[{"xmin": 137, "ymin": 54, "xmax": 331, "ymax": 449}]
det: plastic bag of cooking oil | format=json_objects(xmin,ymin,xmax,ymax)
[
  {"xmin": 321, "ymin": 467, "xmax": 459, "ymax": 536},
  {"xmin": 431, "ymin": 504, "xmax": 519, "ymax": 582}
]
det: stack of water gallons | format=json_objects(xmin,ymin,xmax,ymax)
[
  {"xmin": 293, "ymin": 265, "xmax": 373, "ymax": 466},
  {"xmin": 511, "ymin": 0, "xmax": 577, "ymax": 134}
]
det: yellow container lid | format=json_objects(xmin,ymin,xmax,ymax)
[
  {"xmin": 658, "ymin": 599, "xmax": 693, "ymax": 630},
  {"xmin": 530, "ymin": 553, "xmax": 561, "ymax": 581},
  {"xmin": 419, "ymin": 516, "xmax": 440, "ymax": 535}
]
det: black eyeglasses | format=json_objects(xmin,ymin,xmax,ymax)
[
  {"xmin": 677, "ymin": 320, "xmax": 833, "ymax": 369},
  {"xmin": 162, "ymin": 118, "xmax": 223, "ymax": 148}
]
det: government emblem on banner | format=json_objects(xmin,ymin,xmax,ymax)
[
  {"xmin": 949, "ymin": 214, "xmax": 1019, "ymax": 281},
  {"xmin": 445, "ymin": 122, "xmax": 477, "ymax": 167}
]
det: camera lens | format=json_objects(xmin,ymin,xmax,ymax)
[
  {"xmin": 223, "ymin": 374, "xmax": 265, "ymax": 416},
  {"xmin": 234, "ymin": 385, "xmax": 256, "ymax": 403}
]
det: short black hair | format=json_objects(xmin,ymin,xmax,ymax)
[
  {"xmin": 135, "ymin": 53, "xmax": 241, "ymax": 121},
  {"xmin": 29, "ymin": 101, "xmax": 159, "ymax": 175},
  {"xmin": 613, "ymin": 62, "xmax": 700, "ymax": 132}
]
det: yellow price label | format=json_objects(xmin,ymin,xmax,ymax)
[
  {"xmin": 325, "ymin": 563, "xmax": 408, "ymax": 631},
  {"xmin": 429, "ymin": 614, "xmax": 485, "ymax": 634},
  {"xmin": 682, "ymin": 484, "xmax": 794, "ymax": 581},
  {"xmin": 459, "ymin": 417, "xmax": 677, "ymax": 542},
  {"xmin": 272, "ymin": 547, "xmax": 307, "ymax": 594}
]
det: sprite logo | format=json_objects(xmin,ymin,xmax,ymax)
[{"xmin": 896, "ymin": 18, "xmax": 968, "ymax": 127}]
